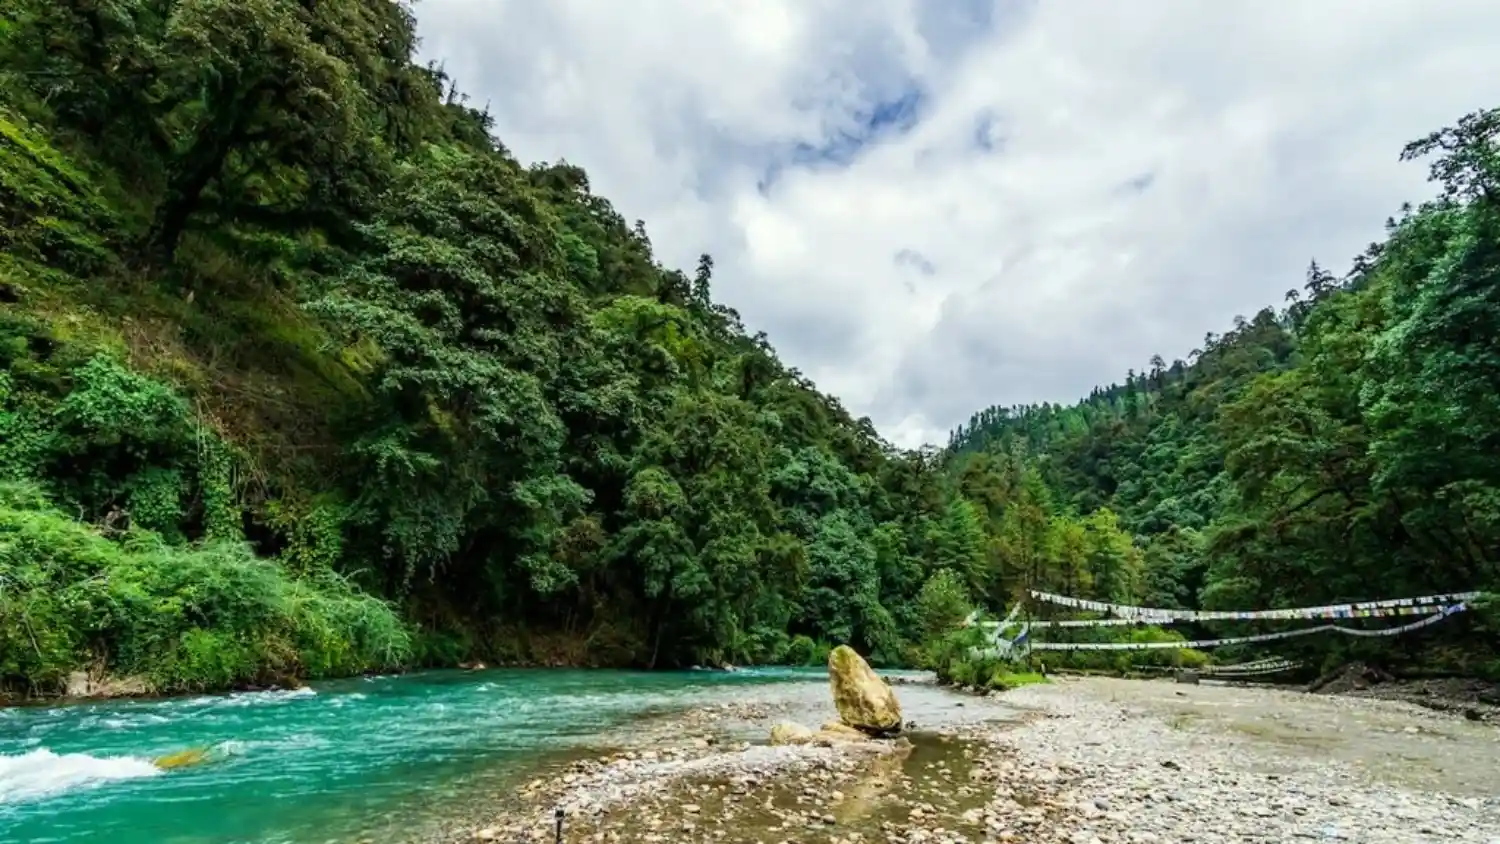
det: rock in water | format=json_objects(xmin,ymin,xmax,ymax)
[
  {"xmin": 154, "ymin": 747, "xmax": 212, "ymax": 770},
  {"xmin": 828, "ymin": 645, "xmax": 903, "ymax": 735}
]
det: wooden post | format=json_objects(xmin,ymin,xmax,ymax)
[{"xmin": 1022, "ymin": 590, "xmax": 1034, "ymax": 672}]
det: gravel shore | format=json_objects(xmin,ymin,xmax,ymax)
[
  {"xmin": 452, "ymin": 676, "xmax": 1500, "ymax": 843},
  {"xmin": 979, "ymin": 677, "xmax": 1500, "ymax": 843}
]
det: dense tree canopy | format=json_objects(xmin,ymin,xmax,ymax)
[
  {"xmin": 1, "ymin": 0, "xmax": 1495, "ymax": 695},
  {"xmin": 0, "ymin": 0, "xmax": 992, "ymax": 693},
  {"xmin": 948, "ymin": 108, "xmax": 1500, "ymax": 676}
]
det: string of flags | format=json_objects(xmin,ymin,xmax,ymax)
[
  {"xmin": 1205, "ymin": 656, "xmax": 1293, "ymax": 670},
  {"xmin": 967, "ymin": 603, "xmax": 1026, "ymax": 658},
  {"xmin": 1026, "ymin": 590, "xmax": 1480, "ymax": 622},
  {"xmin": 962, "ymin": 588, "xmax": 1478, "ymax": 661},
  {"xmin": 1201, "ymin": 658, "xmax": 1301, "ymax": 677},
  {"xmin": 1022, "ymin": 602, "xmax": 1467, "ymax": 652},
  {"xmin": 979, "ymin": 602, "xmax": 1450, "ymax": 629},
  {"xmin": 966, "ymin": 602, "xmax": 1023, "ymax": 633}
]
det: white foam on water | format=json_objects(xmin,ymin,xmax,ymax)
[
  {"xmin": 221, "ymin": 687, "xmax": 317, "ymax": 707},
  {"xmin": 162, "ymin": 687, "xmax": 318, "ymax": 712},
  {"xmin": 0, "ymin": 749, "xmax": 160, "ymax": 804},
  {"xmin": 96, "ymin": 713, "xmax": 170, "ymax": 730},
  {"xmin": 211, "ymin": 733, "xmax": 329, "ymax": 757}
]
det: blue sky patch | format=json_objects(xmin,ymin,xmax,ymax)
[{"xmin": 758, "ymin": 84, "xmax": 928, "ymax": 194}]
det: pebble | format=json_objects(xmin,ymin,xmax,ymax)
[
  {"xmin": 964, "ymin": 682, "xmax": 1500, "ymax": 844},
  {"xmin": 444, "ymin": 677, "xmax": 1500, "ymax": 844}
]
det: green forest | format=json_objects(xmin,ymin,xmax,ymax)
[
  {"xmin": 945, "ymin": 109, "xmax": 1500, "ymax": 682},
  {"xmin": 0, "ymin": 0, "xmax": 1495, "ymax": 698}
]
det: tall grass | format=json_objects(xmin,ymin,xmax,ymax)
[{"xmin": 0, "ymin": 482, "xmax": 410, "ymax": 697}]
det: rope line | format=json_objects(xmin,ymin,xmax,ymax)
[
  {"xmin": 1023, "ymin": 603, "xmax": 1467, "ymax": 651},
  {"xmin": 1202, "ymin": 659, "xmax": 1301, "ymax": 676},
  {"xmin": 975, "ymin": 603, "xmax": 1449, "ymax": 628},
  {"xmin": 961, "ymin": 589, "xmax": 1479, "ymax": 661},
  {"xmin": 1026, "ymin": 590, "xmax": 1480, "ymax": 622}
]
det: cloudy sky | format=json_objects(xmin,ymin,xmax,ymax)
[{"xmin": 414, "ymin": 0, "xmax": 1500, "ymax": 448}]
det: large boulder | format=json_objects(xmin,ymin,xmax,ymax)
[{"xmin": 828, "ymin": 645, "xmax": 903, "ymax": 735}]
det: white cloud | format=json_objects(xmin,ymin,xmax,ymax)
[{"xmin": 415, "ymin": 0, "xmax": 1500, "ymax": 448}]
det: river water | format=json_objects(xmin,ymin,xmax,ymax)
[{"xmin": 0, "ymin": 667, "xmax": 967, "ymax": 844}]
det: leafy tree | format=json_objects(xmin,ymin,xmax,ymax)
[
  {"xmin": 3, "ymin": 0, "xmax": 1498, "ymax": 693},
  {"xmin": 944, "ymin": 107, "xmax": 1500, "ymax": 676}
]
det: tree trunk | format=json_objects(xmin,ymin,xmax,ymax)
[{"xmin": 144, "ymin": 79, "xmax": 265, "ymax": 262}]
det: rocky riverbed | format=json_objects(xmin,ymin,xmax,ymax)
[
  {"xmin": 447, "ymin": 675, "xmax": 1500, "ymax": 843},
  {"xmin": 973, "ymin": 678, "xmax": 1500, "ymax": 843}
]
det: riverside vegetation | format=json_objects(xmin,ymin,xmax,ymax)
[{"xmin": 0, "ymin": 0, "xmax": 1496, "ymax": 699}]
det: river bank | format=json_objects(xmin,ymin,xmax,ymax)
[
  {"xmin": 471, "ymin": 675, "xmax": 1500, "ymax": 843},
  {"xmin": 1, "ymin": 669, "xmax": 875, "ymax": 843},
  {"xmin": 7, "ymin": 667, "xmax": 1498, "ymax": 843},
  {"xmin": 1, "ymin": 667, "xmax": 977, "ymax": 844},
  {"xmin": 1, "ymin": 656, "xmax": 882, "ymax": 708}
]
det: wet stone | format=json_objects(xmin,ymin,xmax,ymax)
[{"xmin": 440, "ymin": 676, "xmax": 1500, "ymax": 844}]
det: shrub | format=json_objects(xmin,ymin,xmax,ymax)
[
  {"xmin": 783, "ymin": 634, "xmax": 832, "ymax": 667},
  {"xmin": 0, "ymin": 482, "xmax": 411, "ymax": 695},
  {"xmin": 915, "ymin": 568, "xmax": 974, "ymax": 642}
]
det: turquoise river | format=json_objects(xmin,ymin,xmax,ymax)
[{"xmin": 0, "ymin": 667, "xmax": 863, "ymax": 844}]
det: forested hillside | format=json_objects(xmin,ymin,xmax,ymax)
[
  {"xmin": 948, "ymin": 108, "xmax": 1500, "ymax": 677},
  {"xmin": 2, "ymin": 1, "xmax": 1495, "ymax": 699},
  {"xmin": 0, "ymin": 0, "xmax": 998, "ymax": 696}
]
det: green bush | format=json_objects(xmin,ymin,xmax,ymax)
[
  {"xmin": 915, "ymin": 568, "xmax": 974, "ymax": 642},
  {"xmin": 921, "ymin": 624, "xmax": 1051, "ymax": 692},
  {"xmin": 925, "ymin": 624, "xmax": 994, "ymax": 682},
  {"xmin": 922, "ymin": 613, "xmax": 1216, "ymax": 687},
  {"xmin": 1175, "ymin": 647, "xmax": 1211, "ymax": 668},
  {"xmin": 0, "ymin": 483, "xmax": 410, "ymax": 696},
  {"xmin": 1025, "ymin": 624, "xmax": 1211, "ymax": 674},
  {"xmin": 783, "ymin": 634, "xmax": 832, "ymax": 667}
]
